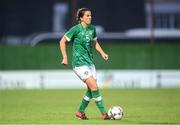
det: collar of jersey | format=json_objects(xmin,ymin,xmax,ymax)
[{"xmin": 79, "ymin": 23, "xmax": 90, "ymax": 30}]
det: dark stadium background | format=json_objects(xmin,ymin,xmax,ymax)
[{"xmin": 0, "ymin": 0, "xmax": 145, "ymax": 36}]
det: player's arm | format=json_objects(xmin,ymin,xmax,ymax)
[
  {"xmin": 94, "ymin": 39, "xmax": 108, "ymax": 61},
  {"xmin": 59, "ymin": 35, "xmax": 68, "ymax": 65}
]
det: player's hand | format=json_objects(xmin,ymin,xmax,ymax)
[
  {"xmin": 101, "ymin": 53, "xmax": 109, "ymax": 61},
  {"xmin": 61, "ymin": 58, "xmax": 68, "ymax": 65}
]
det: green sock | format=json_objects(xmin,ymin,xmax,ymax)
[
  {"xmin": 91, "ymin": 90, "xmax": 106, "ymax": 113},
  {"xmin": 78, "ymin": 89, "xmax": 92, "ymax": 112}
]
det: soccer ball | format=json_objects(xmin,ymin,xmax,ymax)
[{"xmin": 108, "ymin": 106, "xmax": 124, "ymax": 120}]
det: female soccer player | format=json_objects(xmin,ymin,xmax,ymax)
[{"xmin": 59, "ymin": 8, "xmax": 109, "ymax": 120}]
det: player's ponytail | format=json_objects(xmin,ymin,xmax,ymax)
[{"xmin": 76, "ymin": 8, "xmax": 90, "ymax": 23}]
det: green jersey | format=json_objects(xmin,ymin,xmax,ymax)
[{"xmin": 65, "ymin": 23, "xmax": 97, "ymax": 67}]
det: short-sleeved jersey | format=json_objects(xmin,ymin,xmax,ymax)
[{"xmin": 65, "ymin": 23, "xmax": 97, "ymax": 67}]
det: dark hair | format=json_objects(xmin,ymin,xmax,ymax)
[{"xmin": 76, "ymin": 8, "xmax": 91, "ymax": 22}]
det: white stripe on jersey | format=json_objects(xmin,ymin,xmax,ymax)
[{"xmin": 65, "ymin": 35, "xmax": 71, "ymax": 42}]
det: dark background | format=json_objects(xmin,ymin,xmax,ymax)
[{"xmin": 0, "ymin": 0, "xmax": 145, "ymax": 37}]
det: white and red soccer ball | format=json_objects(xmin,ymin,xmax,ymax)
[{"xmin": 108, "ymin": 106, "xmax": 124, "ymax": 120}]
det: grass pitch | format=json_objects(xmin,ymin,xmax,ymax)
[{"xmin": 0, "ymin": 88, "xmax": 180, "ymax": 124}]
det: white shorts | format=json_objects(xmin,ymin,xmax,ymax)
[{"xmin": 73, "ymin": 65, "xmax": 97, "ymax": 80}]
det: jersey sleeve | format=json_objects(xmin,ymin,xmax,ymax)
[
  {"xmin": 93, "ymin": 26, "xmax": 97, "ymax": 41},
  {"xmin": 65, "ymin": 26, "xmax": 76, "ymax": 42}
]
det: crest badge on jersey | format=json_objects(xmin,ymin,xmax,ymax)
[
  {"xmin": 84, "ymin": 71, "xmax": 89, "ymax": 76},
  {"xmin": 88, "ymin": 30, "xmax": 93, "ymax": 35}
]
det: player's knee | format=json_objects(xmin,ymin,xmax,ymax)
[
  {"xmin": 85, "ymin": 77, "xmax": 98, "ymax": 91},
  {"xmin": 90, "ymin": 81, "xmax": 98, "ymax": 90},
  {"xmin": 90, "ymin": 85, "xmax": 98, "ymax": 91}
]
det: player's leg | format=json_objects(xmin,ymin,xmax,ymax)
[
  {"xmin": 77, "ymin": 87, "xmax": 92, "ymax": 112},
  {"xmin": 77, "ymin": 65, "xmax": 97, "ymax": 113},
  {"xmin": 74, "ymin": 66, "xmax": 92, "ymax": 120},
  {"xmin": 75, "ymin": 87, "xmax": 92, "ymax": 120},
  {"xmin": 85, "ymin": 77, "xmax": 109, "ymax": 120}
]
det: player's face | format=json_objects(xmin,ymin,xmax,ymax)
[{"xmin": 81, "ymin": 11, "xmax": 92, "ymax": 25}]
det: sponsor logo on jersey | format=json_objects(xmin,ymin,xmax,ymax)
[{"xmin": 84, "ymin": 71, "xmax": 89, "ymax": 76}]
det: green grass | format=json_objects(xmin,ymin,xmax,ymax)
[{"xmin": 0, "ymin": 88, "xmax": 180, "ymax": 124}]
